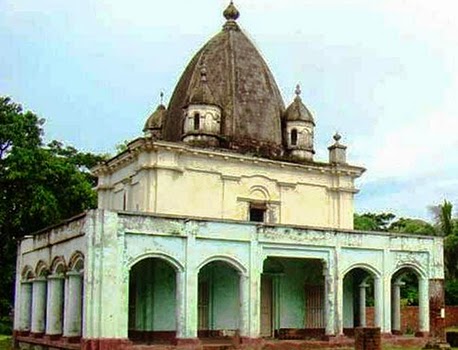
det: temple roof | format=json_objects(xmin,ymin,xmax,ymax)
[{"xmin": 162, "ymin": 2, "xmax": 285, "ymax": 152}]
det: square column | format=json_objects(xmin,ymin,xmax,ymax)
[
  {"xmin": 247, "ymin": 241, "xmax": 261, "ymax": 339},
  {"xmin": 19, "ymin": 282, "xmax": 32, "ymax": 332},
  {"xmin": 418, "ymin": 277, "xmax": 430, "ymax": 334},
  {"xmin": 63, "ymin": 271, "xmax": 83, "ymax": 339},
  {"xmin": 177, "ymin": 231, "xmax": 199, "ymax": 341},
  {"xmin": 374, "ymin": 277, "xmax": 383, "ymax": 329},
  {"xmin": 382, "ymin": 274, "xmax": 392, "ymax": 334},
  {"xmin": 31, "ymin": 277, "xmax": 47, "ymax": 336},
  {"xmin": 46, "ymin": 274, "xmax": 65, "ymax": 337},
  {"xmin": 323, "ymin": 263, "xmax": 336, "ymax": 337},
  {"xmin": 239, "ymin": 273, "xmax": 250, "ymax": 337}
]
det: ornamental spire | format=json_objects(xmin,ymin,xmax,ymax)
[
  {"xmin": 223, "ymin": 1, "xmax": 240, "ymax": 21},
  {"xmin": 159, "ymin": 91, "xmax": 164, "ymax": 106},
  {"xmin": 294, "ymin": 84, "xmax": 302, "ymax": 102}
]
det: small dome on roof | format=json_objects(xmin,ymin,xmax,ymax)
[
  {"xmin": 143, "ymin": 104, "xmax": 166, "ymax": 133},
  {"xmin": 284, "ymin": 85, "xmax": 315, "ymax": 125}
]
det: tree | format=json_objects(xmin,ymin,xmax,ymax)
[
  {"xmin": 430, "ymin": 200, "xmax": 458, "ymax": 279},
  {"xmin": 0, "ymin": 96, "xmax": 104, "ymax": 332},
  {"xmin": 354, "ymin": 212, "xmax": 395, "ymax": 231},
  {"xmin": 389, "ymin": 217, "xmax": 436, "ymax": 235}
]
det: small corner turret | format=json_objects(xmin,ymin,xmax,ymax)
[
  {"xmin": 284, "ymin": 85, "xmax": 315, "ymax": 161},
  {"xmin": 182, "ymin": 67, "xmax": 222, "ymax": 147},
  {"xmin": 143, "ymin": 92, "xmax": 166, "ymax": 140},
  {"xmin": 328, "ymin": 132, "xmax": 347, "ymax": 165}
]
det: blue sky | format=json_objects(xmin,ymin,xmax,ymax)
[{"xmin": 1, "ymin": 0, "xmax": 457, "ymax": 221}]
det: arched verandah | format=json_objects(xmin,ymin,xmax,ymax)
[
  {"xmin": 261, "ymin": 257, "xmax": 326, "ymax": 340},
  {"xmin": 197, "ymin": 259, "xmax": 243, "ymax": 339},
  {"xmin": 342, "ymin": 265, "xmax": 382, "ymax": 335},
  {"xmin": 391, "ymin": 265, "xmax": 429, "ymax": 336},
  {"xmin": 128, "ymin": 257, "xmax": 178, "ymax": 344}
]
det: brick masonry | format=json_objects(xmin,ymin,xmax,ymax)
[
  {"xmin": 365, "ymin": 305, "xmax": 458, "ymax": 334},
  {"xmin": 354, "ymin": 328, "xmax": 381, "ymax": 350}
]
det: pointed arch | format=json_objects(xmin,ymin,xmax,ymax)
[
  {"xmin": 197, "ymin": 255, "xmax": 247, "ymax": 275},
  {"xmin": 69, "ymin": 251, "xmax": 85, "ymax": 271},
  {"xmin": 391, "ymin": 263, "xmax": 427, "ymax": 280},
  {"xmin": 50, "ymin": 256, "xmax": 67, "ymax": 275},
  {"xmin": 35, "ymin": 260, "xmax": 49, "ymax": 277},
  {"xmin": 21, "ymin": 265, "xmax": 35, "ymax": 281},
  {"xmin": 128, "ymin": 252, "xmax": 184, "ymax": 272},
  {"xmin": 342, "ymin": 263, "xmax": 381, "ymax": 278}
]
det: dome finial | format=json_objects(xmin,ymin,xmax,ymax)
[
  {"xmin": 333, "ymin": 132, "xmax": 342, "ymax": 143},
  {"xmin": 223, "ymin": 1, "xmax": 240, "ymax": 21},
  {"xmin": 295, "ymin": 84, "xmax": 301, "ymax": 97},
  {"xmin": 160, "ymin": 91, "xmax": 164, "ymax": 105}
]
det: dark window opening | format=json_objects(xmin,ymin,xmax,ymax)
[
  {"xmin": 194, "ymin": 113, "xmax": 200, "ymax": 130},
  {"xmin": 291, "ymin": 129, "xmax": 298, "ymax": 146},
  {"xmin": 250, "ymin": 206, "xmax": 266, "ymax": 222}
]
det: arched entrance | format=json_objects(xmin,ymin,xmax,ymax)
[
  {"xmin": 343, "ymin": 267, "xmax": 379, "ymax": 334},
  {"xmin": 197, "ymin": 260, "xmax": 241, "ymax": 339},
  {"xmin": 261, "ymin": 257, "xmax": 326, "ymax": 339},
  {"xmin": 391, "ymin": 267, "xmax": 428, "ymax": 336},
  {"xmin": 128, "ymin": 258, "xmax": 177, "ymax": 344}
]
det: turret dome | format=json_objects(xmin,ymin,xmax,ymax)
[
  {"xmin": 284, "ymin": 85, "xmax": 315, "ymax": 125},
  {"xmin": 162, "ymin": 2, "xmax": 285, "ymax": 156},
  {"xmin": 143, "ymin": 102, "xmax": 166, "ymax": 139}
]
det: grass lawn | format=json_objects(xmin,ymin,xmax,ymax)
[{"xmin": 0, "ymin": 335, "xmax": 12, "ymax": 350}]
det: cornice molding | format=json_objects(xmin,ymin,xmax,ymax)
[{"xmin": 91, "ymin": 138, "xmax": 366, "ymax": 179}]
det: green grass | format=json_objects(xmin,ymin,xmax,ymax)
[{"xmin": 0, "ymin": 335, "xmax": 12, "ymax": 350}]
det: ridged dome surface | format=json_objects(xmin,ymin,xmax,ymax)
[
  {"xmin": 143, "ymin": 104, "xmax": 166, "ymax": 131},
  {"xmin": 163, "ymin": 19, "xmax": 285, "ymax": 151},
  {"xmin": 285, "ymin": 97, "xmax": 315, "ymax": 124}
]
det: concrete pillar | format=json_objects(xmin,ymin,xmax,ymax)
[
  {"xmin": 323, "ymin": 264, "xmax": 336, "ymax": 336},
  {"xmin": 374, "ymin": 277, "xmax": 383, "ymax": 328},
  {"xmin": 46, "ymin": 274, "xmax": 65, "ymax": 336},
  {"xmin": 179, "ymin": 269, "xmax": 198, "ymax": 339},
  {"xmin": 239, "ymin": 273, "xmax": 249, "ymax": 337},
  {"xmin": 176, "ymin": 271, "xmax": 186, "ymax": 338},
  {"xmin": 19, "ymin": 282, "xmax": 33, "ymax": 332},
  {"xmin": 31, "ymin": 277, "xmax": 47, "ymax": 335},
  {"xmin": 359, "ymin": 282, "xmax": 369, "ymax": 327},
  {"xmin": 391, "ymin": 280, "xmax": 404, "ymax": 333},
  {"xmin": 419, "ymin": 277, "xmax": 430, "ymax": 333},
  {"xmin": 248, "ymin": 241, "xmax": 261, "ymax": 338},
  {"xmin": 336, "ymin": 275, "xmax": 344, "ymax": 335},
  {"xmin": 63, "ymin": 271, "xmax": 83, "ymax": 338},
  {"xmin": 383, "ymin": 274, "xmax": 392, "ymax": 333}
]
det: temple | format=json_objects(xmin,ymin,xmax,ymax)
[{"xmin": 13, "ymin": 2, "xmax": 446, "ymax": 350}]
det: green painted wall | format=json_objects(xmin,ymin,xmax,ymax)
[
  {"xmin": 153, "ymin": 259, "xmax": 176, "ymax": 330},
  {"xmin": 343, "ymin": 274, "xmax": 354, "ymax": 328},
  {"xmin": 199, "ymin": 262, "xmax": 240, "ymax": 330},
  {"xmin": 129, "ymin": 258, "xmax": 176, "ymax": 331},
  {"xmin": 264, "ymin": 258, "xmax": 324, "ymax": 329}
]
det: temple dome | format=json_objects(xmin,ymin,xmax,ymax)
[{"xmin": 162, "ymin": 3, "xmax": 285, "ymax": 154}]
